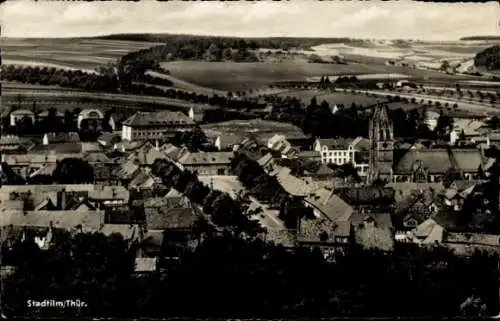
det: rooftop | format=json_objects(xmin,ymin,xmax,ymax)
[
  {"xmin": 178, "ymin": 151, "xmax": 234, "ymax": 166},
  {"xmin": 123, "ymin": 111, "xmax": 195, "ymax": 127}
]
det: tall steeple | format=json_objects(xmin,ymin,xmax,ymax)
[{"xmin": 368, "ymin": 104, "xmax": 394, "ymax": 183}]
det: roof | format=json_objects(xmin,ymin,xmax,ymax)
[
  {"xmin": 350, "ymin": 212, "xmax": 393, "ymax": 230},
  {"xmin": 84, "ymin": 152, "xmax": 113, "ymax": 164},
  {"xmin": 10, "ymin": 109, "xmax": 34, "ymax": 116},
  {"xmin": 386, "ymin": 182, "xmax": 445, "ymax": 202},
  {"xmin": 0, "ymin": 185, "xmax": 129, "ymax": 203},
  {"xmin": 122, "ymin": 111, "xmax": 195, "ymax": 127},
  {"xmin": 134, "ymin": 257, "xmax": 158, "ymax": 272},
  {"xmin": 43, "ymin": 132, "xmax": 80, "ymax": 144},
  {"xmin": 29, "ymin": 143, "xmax": 83, "ymax": 154},
  {"xmin": 0, "ymin": 210, "xmax": 105, "ymax": 232},
  {"xmin": 100, "ymin": 224, "xmax": 141, "ymax": 244},
  {"xmin": 451, "ymin": 179, "xmax": 486, "ymax": 192},
  {"xmin": 0, "ymin": 135, "xmax": 22, "ymax": 146},
  {"xmin": 275, "ymin": 167, "xmax": 326, "ymax": 197},
  {"xmin": 316, "ymin": 138, "xmax": 356, "ymax": 150},
  {"xmin": 445, "ymin": 232, "xmax": 500, "ymax": 246},
  {"xmin": 97, "ymin": 132, "xmax": 120, "ymax": 145},
  {"xmin": 29, "ymin": 163, "xmax": 58, "ymax": 177},
  {"xmin": 335, "ymin": 187, "xmax": 395, "ymax": 206},
  {"xmin": 129, "ymin": 148, "xmax": 166, "ymax": 166},
  {"xmin": 178, "ymin": 151, "xmax": 233, "ymax": 166},
  {"xmin": 145, "ymin": 205, "xmax": 198, "ymax": 230},
  {"xmin": 297, "ymin": 150, "xmax": 321, "ymax": 159},
  {"xmin": 141, "ymin": 230, "xmax": 165, "ymax": 253},
  {"xmin": 305, "ymin": 188, "xmax": 354, "ymax": 222},
  {"xmin": 355, "ymin": 225, "xmax": 394, "ymax": 251},
  {"xmin": 297, "ymin": 218, "xmax": 351, "ymax": 244},
  {"xmin": 393, "ymin": 148, "xmax": 487, "ymax": 174},
  {"xmin": 263, "ymin": 228, "xmax": 296, "ymax": 247}
]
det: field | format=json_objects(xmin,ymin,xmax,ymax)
[
  {"xmin": 159, "ymin": 60, "xmax": 414, "ymax": 92},
  {"xmin": 277, "ymin": 90, "xmax": 385, "ymax": 107},
  {"xmin": 144, "ymin": 70, "xmax": 228, "ymax": 96},
  {"xmin": 201, "ymin": 119, "xmax": 306, "ymax": 140},
  {"xmin": 1, "ymin": 38, "xmax": 161, "ymax": 72}
]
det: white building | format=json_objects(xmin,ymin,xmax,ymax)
[{"xmin": 313, "ymin": 136, "xmax": 370, "ymax": 178}]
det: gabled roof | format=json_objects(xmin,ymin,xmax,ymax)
[
  {"xmin": 335, "ymin": 187, "xmax": 395, "ymax": 206},
  {"xmin": 145, "ymin": 205, "xmax": 198, "ymax": 230},
  {"xmin": 316, "ymin": 138, "xmax": 356, "ymax": 150},
  {"xmin": 297, "ymin": 218, "xmax": 351, "ymax": 244},
  {"xmin": 178, "ymin": 151, "xmax": 233, "ymax": 166},
  {"xmin": 129, "ymin": 148, "xmax": 166, "ymax": 166},
  {"xmin": 305, "ymin": 188, "xmax": 354, "ymax": 222},
  {"xmin": 0, "ymin": 210, "xmax": 105, "ymax": 232},
  {"xmin": 393, "ymin": 148, "xmax": 489, "ymax": 174},
  {"xmin": 122, "ymin": 111, "xmax": 195, "ymax": 127}
]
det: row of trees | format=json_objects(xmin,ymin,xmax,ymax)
[
  {"xmin": 3, "ymin": 230, "xmax": 499, "ymax": 318},
  {"xmin": 151, "ymin": 158, "xmax": 263, "ymax": 236},
  {"xmin": 1, "ymin": 65, "xmax": 119, "ymax": 92}
]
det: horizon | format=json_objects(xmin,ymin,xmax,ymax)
[{"xmin": 1, "ymin": 1, "xmax": 499, "ymax": 40}]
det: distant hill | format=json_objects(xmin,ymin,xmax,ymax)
[
  {"xmin": 474, "ymin": 45, "xmax": 500, "ymax": 70},
  {"xmin": 461, "ymin": 36, "xmax": 500, "ymax": 41},
  {"xmin": 94, "ymin": 33, "xmax": 353, "ymax": 50}
]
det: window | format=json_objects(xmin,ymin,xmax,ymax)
[{"xmin": 217, "ymin": 168, "xmax": 225, "ymax": 175}]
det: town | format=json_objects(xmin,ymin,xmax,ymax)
[{"xmin": 2, "ymin": 0, "xmax": 500, "ymax": 318}]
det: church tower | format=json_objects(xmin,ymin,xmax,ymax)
[{"xmin": 368, "ymin": 104, "xmax": 394, "ymax": 183}]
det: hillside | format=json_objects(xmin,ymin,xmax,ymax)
[
  {"xmin": 461, "ymin": 36, "xmax": 500, "ymax": 41},
  {"xmin": 474, "ymin": 45, "xmax": 500, "ymax": 70}
]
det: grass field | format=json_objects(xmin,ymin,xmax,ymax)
[
  {"xmin": 1, "ymin": 38, "xmax": 161, "ymax": 72},
  {"xmin": 201, "ymin": 119, "xmax": 306, "ymax": 140},
  {"xmin": 277, "ymin": 90, "xmax": 387, "ymax": 107},
  {"xmin": 159, "ymin": 60, "xmax": 415, "ymax": 91}
]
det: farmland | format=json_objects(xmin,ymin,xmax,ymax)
[
  {"xmin": 159, "ymin": 60, "xmax": 415, "ymax": 92},
  {"xmin": 1, "ymin": 38, "xmax": 161, "ymax": 72},
  {"xmin": 276, "ymin": 90, "xmax": 386, "ymax": 107}
]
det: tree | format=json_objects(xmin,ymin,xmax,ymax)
[{"xmin": 52, "ymin": 158, "xmax": 94, "ymax": 184}]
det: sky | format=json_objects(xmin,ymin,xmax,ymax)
[{"xmin": 1, "ymin": 0, "xmax": 499, "ymax": 40}]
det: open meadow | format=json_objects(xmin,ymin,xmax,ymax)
[
  {"xmin": 201, "ymin": 119, "xmax": 306, "ymax": 140},
  {"xmin": 1, "ymin": 38, "xmax": 161, "ymax": 72},
  {"xmin": 277, "ymin": 90, "xmax": 386, "ymax": 107}
]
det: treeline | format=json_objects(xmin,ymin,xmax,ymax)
[
  {"xmin": 97, "ymin": 33, "xmax": 352, "ymax": 50},
  {"xmin": 231, "ymin": 152, "xmax": 289, "ymax": 205},
  {"xmin": 3, "ymin": 231, "xmax": 499, "ymax": 318},
  {"xmin": 1, "ymin": 65, "xmax": 119, "ymax": 92},
  {"xmin": 151, "ymin": 158, "xmax": 263, "ymax": 236},
  {"xmin": 475, "ymin": 45, "xmax": 500, "ymax": 71}
]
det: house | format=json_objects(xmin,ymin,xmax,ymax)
[
  {"xmin": 393, "ymin": 187, "xmax": 441, "ymax": 231},
  {"xmin": 267, "ymin": 134, "xmax": 296, "ymax": 158},
  {"xmin": 0, "ymin": 210, "xmax": 105, "ymax": 232},
  {"xmin": 9, "ymin": 109, "xmax": 35, "ymax": 127},
  {"xmin": 84, "ymin": 153, "xmax": 120, "ymax": 184},
  {"xmin": 335, "ymin": 187, "xmax": 395, "ymax": 213},
  {"xmin": 3, "ymin": 153, "xmax": 84, "ymax": 179},
  {"xmin": 97, "ymin": 132, "xmax": 121, "ymax": 147},
  {"xmin": 177, "ymin": 151, "xmax": 233, "ymax": 176},
  {"xmin": 143, "ymin": 197, "xmax": 203, "ymax": 251},
  {"xmin": 350, "ymin": 211, "xmax": 394, "ymax": 251},
  {"xmin": 41, "ymin": 132, "xmax": 80, "ymax": 145},
  {"xmin": 313, "ymin": 136, "xmax": 370, "ymax": 178},
  {"xmin": 297, "ymin": 218, "xmax": 353, "ymax": 261},
  {"xmin": 304, "ymin": 187, "xmax": 354, "ymax": 222},
  {"xmin": 128, "ymin": 145, "xmax": 167, "ymax": 167},
  {"xmin": 121, "ymin": 111, "xmax": 196, "ymax": 142},
  {"xmin": 0, "ymin": 135, "xmax": 25, "ymax": 152},
  {"xmin": 0, "ymin": 185, "xmax": 130, "ymax": 209}
]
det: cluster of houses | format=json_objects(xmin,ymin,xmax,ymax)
[{"xmin": 1, "ymin": 102, "xmax": 500, "ymax": 275}]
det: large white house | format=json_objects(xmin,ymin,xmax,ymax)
[{"xmin": 313, "ymin": 137, "xmax": 370, "ymax": 178}]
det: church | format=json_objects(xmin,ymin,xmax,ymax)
[{"xmin": 368, "ymin": 104, "xmax": 492, "ymax": 183}]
